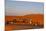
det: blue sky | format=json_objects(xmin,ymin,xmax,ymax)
[{"xmin": 5, "ymin": 0, "xmax": 44, "ymax": 16}]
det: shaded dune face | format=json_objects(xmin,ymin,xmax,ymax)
[{"xmin": 5, "ymin": 14, "xmax": 44, "ymax": 25}]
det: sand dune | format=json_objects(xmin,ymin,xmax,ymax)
[
  {"xmin": 5, "ymin": 14, "xmax": 44, "ymax": 25},
  {"xmin": 5, "ymin": 14, "xmax": 44, "ymax": 30}
]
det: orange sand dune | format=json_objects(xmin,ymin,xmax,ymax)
[
  {"xmin": 5, "ymin": 14, "xmax": 44, "ymax": 31},
  {"xmin": 5, "ymin": 14, "xmax": 44, "ymax": 25}
]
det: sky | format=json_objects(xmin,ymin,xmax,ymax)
[{"xmin": 5, "ymin": 0, "xmax": 44, "ymax": 16}]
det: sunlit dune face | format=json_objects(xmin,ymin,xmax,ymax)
[
  {"xmin": 5, "ymin": 14, "xmax": 44, "ymax": 25},
  {"xmin": 5, "ymin": 14, "xmax": 44, "ymax": 30}
]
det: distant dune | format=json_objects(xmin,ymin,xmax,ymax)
[{"xmin": 5, "ymin": 14, "xmax": 44, "ymax": 25}]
